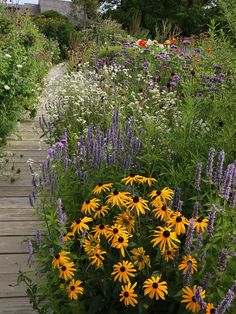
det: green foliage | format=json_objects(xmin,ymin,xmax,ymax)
[
  {"xmin": 32, "ymin": 10, "xmax": 75, "ymax": 59},
  {"xmin": 0, "ymin": 6, "xmax": 54, "ymax": 145}
]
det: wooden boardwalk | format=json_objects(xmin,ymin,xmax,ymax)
[{"xmin": 0, "ymin": 64, "xmax": 65, "ymax": 313}]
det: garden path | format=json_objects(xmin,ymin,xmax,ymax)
[{"xmin": 0, "ymin": 63, "xmax": 66, "ymax": 313}]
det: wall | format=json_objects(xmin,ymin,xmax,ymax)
[{"xmin": 39, "ymin": 0, "xmax": 71, "ymax": 17}]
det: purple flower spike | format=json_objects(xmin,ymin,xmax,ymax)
[
  {"xmin": 216, "ymin": 281, "xmax": 236, "ymax": 314},
  {"xmin": 206, "ymin": 147, "xmax": 216, "ymax": 183},
  {"xmin": 202, "ymin": 272, "xmax": 211, "ymax": 290},
  {"xmin": 207, "ymin": 204, "xmax": 217, "ymax": 235},
  {"xmin": 183, "ymin": 262, "xmax": 192, "ymax": 286},
  {"xmin": 194, "ymin": 162, "xmax": 202, "ymax": 191},
  {"xmin": 192, "ymin": 201, "xmax": 200, "ymax": 217},
  {"xmin": 195, "ymin": 286, "xmax": 206, "ymax": 312},
  {"xmin": 221, "ymin": 163, "xmax": 235, "ymax": 201},
  {"xmin": 56, "ymin": 198, "xmax": 67, "ymax": 226},
  {"xmin": 35, "ymin": 229, "xmax": 41, "ymax": 247},
  {"xmin": 27, "ymin": 239, "xmax": 34, "ymax": 265},
  {"xmin": 184, "ymin": 218, "xmax": 194, "ymax": 255},
  {"xmin": 214, "ymin": 150, "xmax": 225, "ymax": 187},
  {"xmin": 219, "ymin": 248, "xmax": 228, "ymax": 272}
]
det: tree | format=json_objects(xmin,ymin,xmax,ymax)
[{"xmin": 70, "ymin": 0, "xmax": 99, "ymax": 28}]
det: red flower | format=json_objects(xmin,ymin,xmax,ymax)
[{"xmin": 138, "ymin": 40, "xmax": 147, "ymax": 47}]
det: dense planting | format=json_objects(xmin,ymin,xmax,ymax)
[{"xmin": 0, "ymin": 7, "xmax": 57, "ymax": 146}]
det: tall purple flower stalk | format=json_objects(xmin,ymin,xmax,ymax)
[
  {"xmin": 207, "ymin": 204, "xmax": 217, "ymax": 236},
  {"xmin": 214, "ymin": 150, "xmax": 225, "ymax": 187},
  {"xmin": 202, "ymin": 272, "xmax": 211, "ymax": 290},
  {"xmin": 194, "ymin": 162, "xmax": 202, "ymax": 191},
  {"xmin": 56, "ymin": 198, "xmax": 67, "ymax": 226},
  {"xmin": 184, "ymin": 218, "xmax": 195, "ymax": 255},
  {"xmin": 219, "ymin": 248, "xmax": 228, "ymax": 272},
  {"xmin": 192, "ymin": 201, "xmax": 200, "ymax": 217},
  {"xmin": 27, "ymin": 239, "xmax": 34, "ymax": 265},
  {"xmin": 183, "ymin": 262, "xmax": 192, "ymax": 286},
  {"xmin": 221, "ymin": 163, "xmax": 235, "ymax": 201},
  {"xmin": 215, "ymin": 281, "xmax": 236, "ymax": 314},
  {"xmin": 206, "ymin": 147, "xmax": 215, "ymax": 183},
  {"xmin": 195, "ymin": 286, "xmax": 206, "ymax": 313},
  {"xmin": 35, "ymin": 229, "xmax": 41, "ymax": 247}
]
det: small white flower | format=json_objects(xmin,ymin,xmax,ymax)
[
  {"xmin": 4, "ymin": 85, "xmax": 10, "ymax": 90},
  {"xmin": 5, "ymin": 54, "xmax": 11, "ymax": 58},
  {"xmin": 17, "ymin": 64, "xmax": 23, "ymax": 68}
]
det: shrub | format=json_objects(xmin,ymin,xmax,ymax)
[
  {"xmin": 32, "ymin": 10, "xmax": 75, "ymax": 59},
  {"xmin": 0, "ymin": 7, "xmax": 54, "ymax": 145}
]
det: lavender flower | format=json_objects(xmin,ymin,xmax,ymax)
[
  {"xmin": 183, "ymin": 262, "xmax": 192, "ymax": 286},
  {"xmin": 29, "ymin": 193, "xmax": 34, "ymax": 207},
  {"xmin": 194, "ymin": 162, "xmax": 202, "ymax": 191},
  {"xmin": 195, "ymin": 232, "xmax": 203, "ymax": 250},
  {"xmin": 214, "ymin": 150, "xmax": 225, "ymax": 187},
  {"xmin": 195, "ymin": 286, "xmax": 206, "ymax": 312},
  {"xmin": 177, "ymin": 200, "xmax": 183, "ymax": 212},
  {"xmin": 216, "ymin": 281, "xmax": 236, "ymax": 314},
  {"xmin": 27, "ymin": 239, "xmax": 34, "ymax": 265},
  {"xmin": 219, "ymin": 248, "xmax": 228, "ymax": 272},
  {"xmin": 221, "ymin": 163, "xmax": 235, "ymax": 201},
  {"xmin": 192, "ymin": 201, "xmax": 200, "ymax": 217},
  {"xmin": 35, "ymin": 229, "xmax": 41, "ymax": 247},
  {"xmin": 202, "ymin": 272, "xmax": 211, "ymax": 290},
  {"xmin": 207, "ymin": 204, "xmax": 217, "ymax": 235},
  {"xmin": 206, "ymin": 147, "xmax": 215, "ymax": 183},
  {"xmin": 56, "ymin": 198, "xmax": 67, "ymax": 225},
  {"xmin": 174, "ymin": 187, "xmax": 181, "ymax": 209},
  {"xmin": 184, "ymin": 219, "xmax": 195, "ymax": 255}
]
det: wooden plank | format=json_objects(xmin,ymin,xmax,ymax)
[
  {"xmin": 0, "ymin": 254, "xmax": 31, "ymax": 274},
  {"xmin": 0, "ymin": 208, "xmax": 38, "ymax": 221},
  {"xmin": 0, "ymin": 177, "xmax": 32, "ymax": 187},
  {"xmin": 0, "ymin": 221, "xmax": 40, "ymax": 236},
  {"xmin": 0, "ymin": 187, "xmax": 32, "ymax": 197},
  {"xmin": 0, "ymin": 198, "xmax": 31, "ymax": 209},
  {"xmin": 3, "ymin": 151, "xmax": 47, "ymax": 163},
  {"xmin": 0, "ymin": 161, "xmax": 42, "ymax": 171},
  {"xmin": 0, "ymin": 237, "xmax": 29, "ymax": 253},
  {"xmin": 0, "ymin": 297, "xmax": 36, "ymax": 314},
  {"xmin": 0, "ymin": 274, "xmax": 27, "ymax": 297},
  {"xmin": 7, "ymin": 141, "xmax": 47, "ymax": 150}
]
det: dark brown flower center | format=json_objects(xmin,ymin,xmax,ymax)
[
  {"xmin": 133, "ymin": 196, "xmax": 139, "ymax": 203},
  {"xmin": 113, "ymin": 228, "xmax": 118, "ymax": 233},
  {"xmin": 156, "ymin": 190, "xmax": 162, "ymax": 196},
  {"xmin": 124, "ymin": 291, "xmax": 129, "ymax": 297},
  {"xmin": 120, "ymin": 266, "xmax": 126, "ymax": 272},
  {"xmin": 95, "ymin": 253, "xmax": 100, "ymax": 257},
  {"xmin": 61, "ymin": 266, "xmax": 66, "ymax": 271},
  {"xmin": 210, "ymin": 309, "xmax": 216, "ymax": 314},
  {"xmin": 152, "ymin": 283, "xmax": 158, "ymax": 288},
  {"xmin": 197, "ymin": 217, "xmax": 203, "ymax": 223},
  {"xmin": 85, "ymin": 200, "xmax": 90, "ymax": 204},
  {"xmin": 118, "ymin": 237, "xmax": 124, "ymax": 243},
  {"xmin": 55, "ymin": 254, "xmax": 60, "ymax": 259},
  {"xmin": 161, "ymin": 205, "xmax": 167, "ymax": 211},
  {"xmin": 97, "ymin": 206, "xmax": 102, "ymax": 211},
  {"xmin": 76, "ymin": 219, "xmax": 81, "ymax": 224},
  {"xmin": 192, "ymin": 296, "xmax": 196, "ymax": 302},
  {"xmin": 113, "ymin": 190, "xmax": 119, "ymax": 195},
  {"xmin": 70, "ymin": 286, "xmax": 75, "ymax": 291},
  {"xmin": 167, "ymin": 251, "xmax": 171, "ymax": 255},
  {"xmin": 163, "ymin": 230, "xmax": 170, "ymax": 237},
  {"xmin": 130, "ymin": 174, "xmax": 135, "ymax": 177},
  {"xmin": 98, "ymin": 183, "xmax": 103, "ymax": 187},
  {"xmin": 176, "ymin": 216, "xmax": 182, "ymax": 222},
  {"xmin": 99, "ymin": 224, "xmax": 105, "ymax": 230}
]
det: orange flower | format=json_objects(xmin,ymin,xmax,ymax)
[{"xmin": 137, "ymin": 40, "xmax": 147, "ymax": 47}]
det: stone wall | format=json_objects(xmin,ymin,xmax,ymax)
[{"xmin": 39, "ymin": 0, "xmax": 71, "ymax": 17}]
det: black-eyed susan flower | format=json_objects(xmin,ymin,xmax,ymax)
[
  {"xmin": 105, "ymin": 224, "xmax": 129, "ymax": 243},
  {"xmin": 67, "ymin": 279, "xmax": 84, "ymax": 300},
  {"xmin": 92, "ymin": 183, "xmax": 113, "ymax": 194},
  {"xmin": 152, "ymin": 202, "xmax": 172, "ymax": 221},
  {"xmin": 119, "ymin": 282, "xmax": 138, "ymax": 307},
  {"xmin": 93, "ymin": 205, "xmax": 109, "ymax": 219},
  {"xmin": 181, "ymin": 285, "xmax": 206, "ymax": 313},
  {"xmin": 115, "ymin": 211, "xmax": 135, "ymax": 234},
  {"xmin": 71, "ymin": 217, "xmax": 93, "ymax": 234},
  {"xmin": 206, "ymin": 303, "xmax": 216, "ymax": 314},
  {"xmin": 143, "ymin": 276, "xmax": 168, "ymax": 300},
  {"xmin": 167, "ymin": 212, "xmax": 189, "ymax": 235},
  {"xmin": 194, "ymin": 216, "xmax": 208, "ymax": 233},
  {"xmin": 89, "ymin": 248, "xmax": 106, "ymax": 268},
  {"xmin": 59, "ymin": 262, "xmax": 76, "ymax": 281},
  {"xmin": 106, "ymin": 190, "xmax": 130, "ymax": 208},
  {"xmin": 52, "ymin": 251, "xmax": 70, "ymax": 268},
  {"xmin": 161, "ymin": 248, "xmax": 177, "ymax": 262},
  {"xmin": 151, "ymin": 226, "xmax": 180, "ymax": 251},
  {"xmin": 121, "ymin": 174, "xmax": 139, "ymax": 186},
  {"xmin": 82, "ymin": 234, "xmax": 100, "ymax": 255},
  {"xmin": 137, "ymin": 176, "xmax": 157, "ymax": 186},
  {"xmin": 63, "ymin": 232, "xmax": 74, "ymax": 242},
  {"xmin": 131, "ymin": 247, "xmax": 151, "ymax": 270},
  {"xmin": 91, "ymin": 224, "xmax": 109, "ymax": 237},
  {"xmin": 81, "ymin": 198, "xmax": 100, "ymax": 215},
  {"xmin": 125, "ymin": 195, "xmax": 149, "ymax": 216},
  {"xmin": 149, "ymin": 187, "xmax": 174, "ymax": 204},
  {"xmin": 111, "ymin": 233, "xmax": 131, "ymax": 257},
  {"xmin": 111, "ymin": 260, "xmax": 136, "ymax": 283},
  {"xmin": 178, "ymin": 255, "xmax": 198, "ymax": 274}
]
